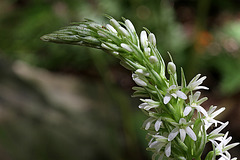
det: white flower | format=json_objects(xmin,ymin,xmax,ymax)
[
  {"xmin": 138, "ymin": 99, "xmax": 159, "ymax": 111},
  {"xmin": 187, "ymin": 74, "xmax": 209, "ymax": 91},
  {"xmin": 183, "ymin": 91, "xmax": 208, "ymax": 117},
  {"xmin": 203, "ymin": 105, "xmax": 225, "ymax": 130},
  {"xmin": 141, "ymin": 116, "xmax": 162, "ymax": 131},
  {"xmin": 149, "ymin": 135, "xmax": 172, "ymax": 157},
  {"xmin": 142, "ymin": 117, "xmax": 155, "ymax": 130},
  {"xmin": 168, "ymin": 118, "xmax": 197, "ymax": 142},
  {"xmin": 163, "ymin": 85, "xmax": 187, "ymax": 104},
  {"xmin": 212, "ymin": 132, "xmax": 239, "ymax": 160}
]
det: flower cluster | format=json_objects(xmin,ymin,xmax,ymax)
[{"xmin": 41, "ymin": 16, "xmax": 239, "ymax": 160}]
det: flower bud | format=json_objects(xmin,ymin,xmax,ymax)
[
  {"xmin": 112, "ymin": 51, "xmax": 119, "ymax": 56},
  {"xmin": 121, "ymin": 43, "xmax": 133, "ymax": 52},
  {"xmin": 148, "ymin": 33, "xmax": 156, "ymax": 46},
  {"xmin": 140, "ymin": 31, "xmax": 148, "ymax": 49},
  {"xmin": 101, "ymin": 43, "xmax": 112, "ymax": 50},
  {"xmin": 144, "ymin": 47, "xmax": 151, "ymax": 56},
  {"xmin": 135, "ymin": 69, "xmax": 150, "ymax": 77},
  {"xmin": 106, "ymin": 24, "xmax": 117, "ymax": 34},
  {"xmin": 132, "ymin": 73, "xmax": 148, "ymax": 87},
  {"xmin": 167, "ymin": 62, "xmax": 176, "ymax": 74},
  {"xmin": 118, "ymin": 26, "xmax": 130, "ymax": 37},
  {"xmin": 110, "ymin": 18, "xmax": 121, "ymax": 30},
  {"xmin": 125, "ymin": 19, "xmax": 136, "ymax": 33},
  {"xmin": 97, "ymin": 31, "xmax": 107, "ymax": 38},
  {"xmin": 149, "ymin": 56, "xmax": 158, "ymax": 64}
]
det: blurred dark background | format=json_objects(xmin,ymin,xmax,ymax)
[{"xmin": 0, "ymin": 0, "xmax": 240, "ymax": 159}]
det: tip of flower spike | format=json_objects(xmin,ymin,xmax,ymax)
[{"xmin": 40, "ymin": 35, "xmax": 51, "ymax": 42}]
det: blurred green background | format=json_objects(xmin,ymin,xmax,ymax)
[{"xmin": 0, "ymin": 0, "xmax": 240, "ymax": 159}]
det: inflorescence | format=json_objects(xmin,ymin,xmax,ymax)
[{"xmin": 41, "ymin": 15, "xmax": 239, "ymax": 160}]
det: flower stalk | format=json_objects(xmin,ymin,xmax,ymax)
[{"xmin": 41, "ymin": 16, "xmax": 239, "ymax": 160}]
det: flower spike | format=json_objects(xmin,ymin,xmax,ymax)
[{"xmin": 41, "ymin": 16, "xmax": 238, "ymax": 160}]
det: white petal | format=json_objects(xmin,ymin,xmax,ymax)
[
  {"xmin": 149, "ymin": 140, "xmax": 159, "ymax": 148},
  {"xmin": 165, "ymin": 142, "xmax": 171, "ymax": 157},
  {"xmin": 171, "ymin": 93, "xmax": 177, "ymax": 99},
  {"xmin": 211, "ymin": 107, "xmax": 225, "ymax": 119},
  {"xmin": 208, "ymin": 105, "xmax": 217, "ymax": 115},
  {"xmin": 176, "ymin": 91, "xmax": 187, "ymax": 100},
  {"xmin": 196, "ymin": 105, "xmax": 208, "ymax": 117},
  {"xmin": 144, "ymin": 105, "xmax": 158, "ymax": 111},
  {"xmin": 194, "ymin": 86, "xmax": 209, "ymax": 90},
  {"xmin": 179, "ymin": 128, "xmax": 186, "ymax": 142},
  {"xmin": 138, "ymin": 102, "xmax": 148, "ymax": 109},
  {"xmin": 155, "ymin": 118, "xmax": 162, "ymax": 131},
  {"xmin": 197, "ymin": 76, "xmax": 207, "ymax": 85},
  {"xmin": 210, "ymin": 121, "xmax": 229, "ymax": 135},
  {"xmin": 193, "ymin": 91, "xmax": 201, "ymax": 101},
  {"xmin": 183, "ymin": 106, "xmax": 192, "ymax": 116},
  {"xmin": 189, "ymin": 74, "xmax": 201, "ymax": 84},
  {"xmin": 186, "ymin": 126, "xmax": 197, "ymax": 141},
  {"xmin": 168, "ymin": 85, "xmax": 176, "ymax": 90},
  {"xmin": 164, "ymin": 94, "xmax": 171, "ymax": 104},
  {"xmin": 143, "ymin": 117, "xmax": 154, "ymax": 130},
  {"xmin": 168, "ymin": 127, "xmax": 179, "ymax": 141}
]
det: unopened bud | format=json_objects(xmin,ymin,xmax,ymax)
[
  {"xmin": 101, "ymin": 43, "xmax": 112, "ymax": 50},
  {"xmin": 110, "ymin": 18, "xmax": 121, "ymax": 30},
  {"xmin": 135, "ymin": 69, "xmax": 150, "ymax": 77},
  {"xmin": 144, "ymin": 47, "xmax": 151, "ymax": 56},
  {"xmin": 121, "ymin": 43, "xmax": 133, "ymax": 52},
  {"xmin": 106, "ymin": 24, "xmax": 117, "ymax": 34},
  {"xmin": 132, "ymin": 73, "xmax": 148, "ymax": 87},
  {"xmin": 125, "ymin": 19, "xmax": 136, "ymax": 33},
  {"xmin": 167, "ymin": 62, "xmax": 176, "ymax": 74},
  {"xmin": 148, "ymin": 33, "xmax": 156, "ymax": 46},
  {"xmin": 112, "ymin": 51, "xmax": 119, "ymax": 56},
  {"xmin": 97, "ymin": 31, "xmax": 107, "ymax": 38},
  {"xmin": 140, "ymin": 31, "xmax": 148, "ymax": 49},
  {"xmin": 118, "ymin": 27, "xmax": 130, "ymax": 37},
  {"xmin": 149, "ymin": 56, "xmax": 158, "ymax": 64}
]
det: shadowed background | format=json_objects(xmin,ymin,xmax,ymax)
[{"xmin": 0, "ymin": 0, "xmax": 240, "ymax": 159}]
